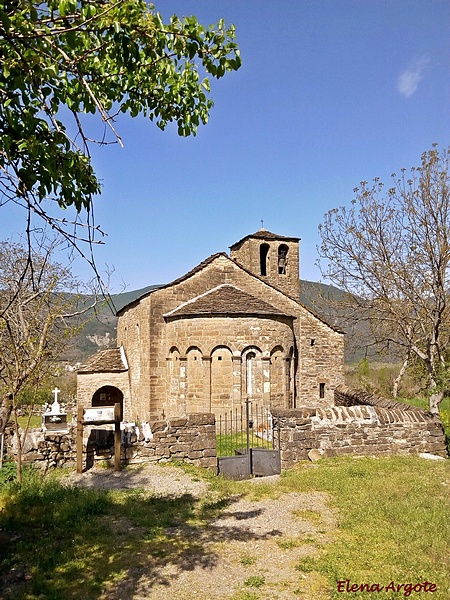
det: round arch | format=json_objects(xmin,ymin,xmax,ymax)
[
  {"xmin": 270, "ymin": 344, "xmax": 286, "ymax": 358},
  {"xmin": 92, "ymin": 385, "xmax": 124, "ymax": 418}
]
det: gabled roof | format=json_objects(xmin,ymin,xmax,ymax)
[
  {"xmin": 78, "ymin": 347, "xmax": 128, "ymax": 373},
  {"xmin": 116, "ymin": 250, "xmax": 344, "ymax": 333},
  {"xmin": 116, "ymin": 253, "xmax": 226, "ymax": 316},
  {"xmin": 229, "ymin": 228, "xmax": 300, "ymax": 250},
  {"xmin": 164, "ymin": 284, "xmax": 295, "ymax": 319}
]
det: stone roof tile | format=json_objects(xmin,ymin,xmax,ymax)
[
  {"xmin": 165, "ymin": 284, "xmax": 294, "ymax": 318},
  {"xmin": 78, "ymin": 348, "xmax": 127, "ymax": 373},
  {"xmin": 229, "ymin": 228, "xmax": 300, "ymax": 250}
]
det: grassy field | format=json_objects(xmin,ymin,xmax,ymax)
[{"xmin": 1, "ymin": 454, "xmax": 449, "ymax": 599}]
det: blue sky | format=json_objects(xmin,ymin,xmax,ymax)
[{"xmin": 2, "ymin": 1, "xmax": 449, "ymax": 292}]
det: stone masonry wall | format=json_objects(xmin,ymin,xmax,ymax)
[
  {"xmin": 230, "ymin": 235, "xmax": 301, "ymax": 298},
  {"xmin": 4, "ymin": 413, "xmax": 217, "ymax": 471},
  {"xmin": 164, "ymin": 314, "xmax": 295, "ymax": 416},
  {"xmin": 117, "ymin": 254, "xmax": 344, "ymax": 421},
  {"xmin": 123, "ymin": 413, "xmax": 217, "ymax": 469},
  {"xmin": 77, "ymin": 370, "xmax": 132, "ymax": 421},
  {"xmin": 273, "ymin": 387, "xmax": 448, "ymax": 470},
  {"xmin": 4, "ymin": 424, "xmax": 77, "ymax": 471}
]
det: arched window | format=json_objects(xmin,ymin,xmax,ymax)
[
  {"xmin": 246, "ymin": 352, "xmax": 256, "ymax": 395},
  {"xmin": 260, "ymin": 243, "xmax": 269, "ymax": 276},
  {"xmin": 278, "ymin": 244, "xmax": 289, "ymax": 274}
]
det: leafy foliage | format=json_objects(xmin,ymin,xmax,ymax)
[{"xmin": 0, "ymin": 0, "xmax": 240, "ymax": 244}]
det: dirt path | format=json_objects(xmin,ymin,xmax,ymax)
[{"xmin": 69, "ymin": 464, "xmax": 336, "ymax": 599}]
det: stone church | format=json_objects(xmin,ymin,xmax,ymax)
[{"xmin": 77, "ymin": 229, "xmax": 345, "ymax": 422}]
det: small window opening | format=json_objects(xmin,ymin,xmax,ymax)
[
  {"xmin": 319, "ymin": 383, "xmax": 325, "ymax": 399},
  {"xmin": 218, "ymin": 356, "xmax": 222, "ymax": 361},
  {"xmin": 278, "ymin": 244, "xmax": 288, "ymax": 274},
  {"xmin": 310, "ymin": 339, "xmax": 315, "ymax": 347},
  {"xmin": 260, "ymin": 243, "xmax": 269, "ymax": 276}
]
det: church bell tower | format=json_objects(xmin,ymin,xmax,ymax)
[{"xmin": 229, "ymin": 229, "xmax": 301, "ymax": 298}]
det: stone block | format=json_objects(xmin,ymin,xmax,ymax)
[
  {"xmin": 190, "ymin": 439, "xmax": 207, "ymax": 451},
  {"xmin": 197, "ymin": 457, "xmax": 218, "ymax": 470},
  {"xmin": 155, "ymin": 446, "xmax": 170, "ymax": 457},
  {"xmin": 22, "ymin": 451, "xmax": 45, "ymax": 462},
  {"xmin": 188, "ymin": 451, "xmax": 203, "ymax": 460},
  {"xmin": 202, "ymin": 448, "xmax": 217, "ymax": 458},
  {"xmin": 177, "ymin": 434, "xmax": 195, "ymax": 443},
  {"xmin": 150, "ymin": 420, "xmax": 168, "ymax": 433},
  {"xmin": 169, "ymin": 443, "xmax": 190, "ymax": 453},
  {"xmin": 139, "ymin": 447, "xmax": 156, "ymax": 456},
  {"xmin": 188, "ymin": 413, "xmax": 215, "ymax": 426},
  {"xmin": 280, "ymin": 449, "xmax": 292, "ymax": 462},
  {"xmin": 159, "ymin": 436, "xmax": 178, "ymax": 445},
  {"xmin": 169, "ymin": 417, "xmax": 188, "ymax": 427}
]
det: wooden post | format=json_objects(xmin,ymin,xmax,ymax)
[
  {"xmin": 76, "ymin": 405, "xmax": 84, "ymax": 474},
  {"xmin": 114, "ymin": 402, "xmax": 121, "ymax": 472}
]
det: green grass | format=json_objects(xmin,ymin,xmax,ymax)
[
  {"xmin": 395, "ymin": 396, "xmax": 450, "ymax": 412},
  {"xmin": 277, "ymin": 455, "xmax": 450, "ymax": 599},
  {"xmin": 16, "ymin": 413, "xmax": 73, "ymax": 429},
  {"xmin": 16, "ymin": 415, "xmax": 43, "ymax": 428},
  {"xmin": 216, "ymin": 431, "xmax": 272, "ymax": 457},
  {"xmin": 1, "ymin": 455, "xmax": 450, "ymax": 599},
  {"xmin": 244, "ymin": 575, "xmax": 265, "ymax": 588}
]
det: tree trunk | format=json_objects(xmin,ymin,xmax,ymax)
[
  {"xmin": 0, "ymin": 396, "xmax": 13, "ymax": 435},
  {"xmin": 429, "ymin": 389, "xmax": 444, "ymax": 415},
  {"xmin": 13, "ymin": 410, "xmax": 22, "ymax": 485},
  {"xmin": 393, "ymin": 357, "xmax": 408, "ymax": 398}
]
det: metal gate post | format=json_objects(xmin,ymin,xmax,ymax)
[{"xmin": 245, "ymin": 397, "xmax": 251, "ymax": 455}]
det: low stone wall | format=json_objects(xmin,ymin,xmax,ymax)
[
  {"xmin": 4, "ymin": 425, "xmax": 77, "ymax": 471},
  {"xmin": 334, "ymin": 385, "xmax": 427, "ymax": 412},
  {"xmin": 273, "ymin": 387, "xmax": 448, "ymax": 470},
  {"xmin": 122, "ymin": 413, "xmax": 217, "ymax": 469},
  {"xmin": 4, "ymin": 413, "xmax": 217, "ymax": 471}
]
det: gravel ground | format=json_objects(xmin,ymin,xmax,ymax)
[
  {"xmin": 68, "ymin": 462, "xmax": 209, "ymax": 498},
  {"xmin": 68, "ymin": 463, "xmax": 336, "ymax": 600}
]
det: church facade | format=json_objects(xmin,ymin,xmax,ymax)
[{"xmin": 77, "ymin": 230, "xmax": 345, "ymax": 422}]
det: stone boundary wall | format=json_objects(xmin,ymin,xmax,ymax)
[
  {"xmin": 3, "ymin": 413, "xmax": 217, "ymax": 471},
  {"xmin": 272, "ymin": 387, "xmax": 448, "ymax": 470},
  {"xmin": 3, "ymin": 424, "xmax": 77, "ymax": 471},
  {"xmin": 334, "ymin": 385, "xmax": 427, "ymax": 412},
  {"xmin": 123, "ymin": 413, "xmax": 216, "ymax": 469}
]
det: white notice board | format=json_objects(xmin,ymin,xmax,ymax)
[{"xmin": 84, "ymin": 407, "xmax": 115, "ymax": 422}]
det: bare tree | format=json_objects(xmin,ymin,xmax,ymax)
[
  {"xmin": 0, "ymin": 234, "xmax": 100, "ymax": 480},
  {"xmin": 318, "ymin": 145, "xmax": 450, "ymax": 413}
]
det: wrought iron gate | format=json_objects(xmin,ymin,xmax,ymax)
[{"xmin": 216, "ymin": 399, "xmax": 281, "ymax": 480}]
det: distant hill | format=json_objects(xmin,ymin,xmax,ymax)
[
  {"xmin": 64, "ymin": 280, "xmax": 369, "ymax": 366},
  {"xmin": 62, "ymin": 285, "xmax": 160, "ymax": 364}
]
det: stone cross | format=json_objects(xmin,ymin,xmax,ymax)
[{"xmin": 51, "ymin": 387, "xmax": 61, "ymax": 414}]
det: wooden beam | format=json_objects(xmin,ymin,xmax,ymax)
[{"xmin": 76, "ymin": 405, "xmax": 84, "ymax": 474}]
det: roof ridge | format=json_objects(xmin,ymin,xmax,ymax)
[
  {"xmin": 165, "ymin": 284, "xmax": 294, "ymax": 319},
  {"xmin": 163, "ymin": 283, "xmax": 239, "ymax": 317}
]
